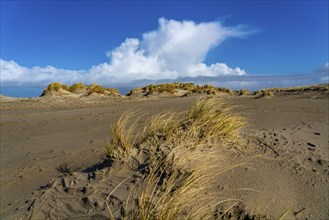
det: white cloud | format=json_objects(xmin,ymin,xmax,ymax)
[
  {"xmin": 1, "ymin": 18, "xmax": 247, "ymax": 86},
  {"xmin": 140, "ymin": 18, "xmax": 245, "ymax": 72},
  {"xmin": 0, "ymin": 59, "xmax": 85, "ymax": 86}
]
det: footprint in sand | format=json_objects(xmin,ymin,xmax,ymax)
[{"xmin": 307, "ymin": 142, "xmax": 316, "ymax": 148}]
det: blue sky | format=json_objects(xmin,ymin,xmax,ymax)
[{"xmin": 1, "ymin": 1, "xmax": 328, "ymax": 97}]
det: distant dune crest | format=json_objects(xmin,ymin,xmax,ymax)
[
  {"xmin": 41, "ymin": 82, "xmax": 121, "ymax": 97},
  {"xmin": 40, "ymin": 82, "xmax": 329, "ymax": 99}
]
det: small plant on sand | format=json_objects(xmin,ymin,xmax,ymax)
[
  {"xmin": 255, "ymin": 90, "xmax": 274, "ymax": 98},
  {"xmin": 56, "ymin": 163, "xmax": 75, "ymax": 176},
  {"xmin": 217, "ymin": 87, "xmax": 233, "ymax": 95},
  {"xmin": 239, "ymin": 89, "xmax": 250, "ymax": 96}
]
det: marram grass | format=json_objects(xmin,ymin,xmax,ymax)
[{"xmin": 105, "ymin": 98, "xmax": 249, "ymax": 219}]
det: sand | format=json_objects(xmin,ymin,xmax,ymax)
[{"xmin": 0, "ymin": 92, "xmax": 328, "ymax": 219}]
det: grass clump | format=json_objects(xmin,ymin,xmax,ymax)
[
  {"xmin": 186, "ymin": 98, "xmax": 246, "ymax": 142},
  {"xmin": 105, "ymin": 98, "xmax": 247, "ymax": 219},
  {"xmin": 41, "ymin": 82, "xmax": 70, "ymax": 96},
  {"xmin": 106, "ymin": 112, "xmax": 139, "ymax": 160},
  {"xmin": 239, "ymin": 89, "xmax": 250, "ymax": 96},
  {"xmin": 56, "ymin": 163, "xmax": 76, "ymax": 176},
  {"xmin": 144, "ymin": 112, "xmax": 180, "ymax": 139},
  {"xmin": 254, "ymin": 90, "xmax": 274, "ymax": 98},
  {"xmin": 106, "ymin": 98, "xmax": 246, "ymax": 160},
  {"xmin": 69, "ymin": 82, "xmax": 86, "ymax": 93},
  {"xmin": 143, "ymin": 83, "xmax": 177, "ymax": 95},
  {"xmin": 107, "ymin": 87, "xmax": 120, "ymax": 95},
  {"xmin": 46, "ymin": 82, "xmax": 69, "ymax": 92},
  {"xmin": 87, "ymin": 84, "xmax": 106, "ymax": 95},
  {"xmin": 217, "ymin": 87, "xmax": 233, "ymax": 95}
]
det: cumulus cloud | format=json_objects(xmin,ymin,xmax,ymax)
[
  {"xmin": 1, "ymin": 18, "xmax": 247, "ymax": 86},
  {"xmin": 0, "ymin": 59, "xmax": 85, "ymax": 86}
]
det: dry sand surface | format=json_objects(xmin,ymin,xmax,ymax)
[{"xmin": 0, "ymin": 92, "xmax": 328, "ymax": 219}]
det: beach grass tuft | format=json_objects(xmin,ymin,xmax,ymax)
[{"xmin": 105, "ymin": 98, "xmax": 248, "ymax": 219}]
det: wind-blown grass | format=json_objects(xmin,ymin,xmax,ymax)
[
  {"xmin": 105, "ymin": 98, "xmax": 248, "ymax": 219},
  {"xmin": 106, "ymin": 112, "xmax": 140, "ymax": 160},
  {"xmin": 186, "ymin": 98, "xmax": 246, "ymax": 142}
]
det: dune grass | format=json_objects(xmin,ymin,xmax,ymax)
[
  {"xmin": 126, "ymin": 82, "xmax": 235, "ymax": 96},
  {"xmin": 186, "ymin": 98, "xmax": 246, "ymax": 142},
  {"xmin": 87, "ymin": 84, "xmax": 106, "ymax": 95},
  {"xmin": 253, "ymin": 84, "xmax": 329, "ymax": 98},
  {"xmin": 105, "ymin": 98, "xmax": 248, "ymax": 219},
  {"xmin": 42, "ymin": 82, "xmax": 121, "ymax": 96},
  {"xmin": 46, "ymin": 82, "xmax": 69, "ymax": 92},
  {"xmin": 69, "ymin": 82, "xmax": 86, "ymax": 93},
  {"xmin": 254, "ymin": 90, "xmax": 274, "ymax": 98},
  {"xmin": 106, "ymin": 112, "xmax": 141, "ymax": 160},
  {"xmin": 239, "ymin": 89, "xmax": 250, "ymax": 96},
  {"xmin": 266, "ymin": 83, "xmax": 329, "ymax": 92},
  {"xmin": 107, "ymin": 87, "xmax": 120, "ymax": 95},
  {"xmin": 106, "ymin": 98, "xmax": 246, "ymax": 160}
]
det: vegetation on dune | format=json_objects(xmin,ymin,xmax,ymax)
[
  {"xmin": 42, "ymin": 82, "xmax": 121, "ymax": 96},
  {"xmin": 69, "ymin": 82, "xmax": 87, "ymax": 92},
  {"xmin": 252, "ymin": 89, "xmax": 271, "ymax": 97},
  {"xmin": 105, "ymin": 98, "xmax": 247, "ymax": 219},
  {"xmin": 266, "ymin": 83, "xmax": 329, "ymax": 92},
  {"xmin": 107, "ymin": 98, "xmax": 246, "ymax": 159},
  {"xmin": 239, "ymin": 89, "xmax": 250, "ymax": 96},
  {"xmin": 254, "ymin": 90, "xmax": 274, "ymax": 98},
  {"xmin": 143, "ymin": 83, "xmax": 177, "ymax": 95},
  {"xmin": 253, "ymin": 84, "xmax": 329, "ymax": 97},
  {"xmin": 105, "ymin": 112, "xmax": 140, "ymax": 160},
  {"xmin": 42, "ymin": 82, "xmax": 328, "ymax": 98},
  {"xmin": 41, "ymin": 82, "xmax": 70, "ymax": 96},
  {"xmin": 107, "ymin": 87, "xmax": 120, "ymax": 95},
  {"xmin": 87, "ymin": 84, "xmax": 106, "ymax": 95},
  {"xmin": 126, "ymin": 82, "xmax": 234, "ymax": 96},
  {"xmin": 46, "ymin": 82, "xmax": 70, "ymax": 92},
  {"xmin": 126, "ymin": 82, "xmax": 327, "ymax": 97},
  {"xmin": 217, "ymin": 87, "xmax": 234, "ymax": 95}
]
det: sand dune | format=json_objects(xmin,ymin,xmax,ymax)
[{"xmin": 0, "ymin": 88, "xmax": 328, "ymax": 219}]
